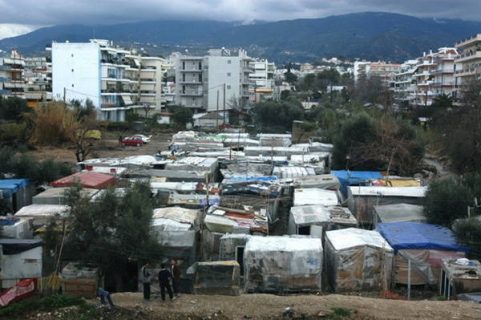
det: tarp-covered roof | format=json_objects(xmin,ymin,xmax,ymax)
[
  {"xmin": 0, "ymin": 179, "xmax": 30, "ymax": 197},
  {"xmin": 377, "ymin": 222, "xmax": 466, "ymax": 252},
  {"xmin": 332, "ymin": 170, "xmax": 383, "ymax": 196},
  {"xmin": 0, "ymin": 239, "xmax": 43, "ymax": 255},
  {"xmin": 326, "ymin": 228, "xmax": 393, "ymax": 251},
  {"xmin": 51, "ymin": 172, "xmax": 116, "ymax": 189},
  {"xmin": 245, "ymin": 236, "xmax": 322, "ymax": 252}
]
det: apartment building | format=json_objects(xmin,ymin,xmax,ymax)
[
  {"xmin": 174, "ymin": 53, "xmax": 205, "ymax": 112},
  {"xmin": 393, "ymin": 48, "xmax": 458, "ymax": 107},
  {"xmin": 0, "ymin": 49, "xmax": 25, "ymax": 98},
  {"xmin": 354, "ymin": 61, "xmax": 400, "ymax": 87},
  {"xmin": 249, "ymin": 59, "xmax": 275, "ymax": 102},
  {"xmin": 454, "ymin": 34, "xmax": 481, "ymax": 94},
  {"xmin": 24, "ymin": 57, "xmax": 51, "ymax": 107},
  {"xmin": 174, "ymin": 48, "xmax": 253, "ymax": 113},
  {"xmin": 51, "ymin": 39, "xmax": 164, "ymax": 122},
  {"xmin": 204, "ymin": 48, "xmax": 252, "ymax": 112}
]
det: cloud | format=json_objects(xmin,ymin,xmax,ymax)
[
  {"xmin": 0, "ymin": 24, "xmax": 38, "ymax": 40},
  {"xmin": 0, "ymin": 0, "xmax": 480, "ymax": 27}
]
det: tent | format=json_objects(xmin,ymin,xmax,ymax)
[
  {"xmin": 331, "ymin": 170, "xmax": 383, "ymax": 197},
  {"xmin": 244, "ymin": 236, "xmax": 323, "ymax": 292},
  {"xmin": 0, "ymin": 179, "xmax": 34, "ymax": 213},
  {"xmin": 377, "ymin": 222, "xmax": 466, "ymax": 285},
  {"xmin": 325, "ymin": 228, "xmax": 393, "ymax": 292}
]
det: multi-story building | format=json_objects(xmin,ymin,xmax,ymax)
[
  {"xmin": 393, "ymin": 48, "xmax": 458, "ymax": 107},
  {"xmin": 51, "ymin": 39, "xmax": 164, "ymax": 121},
  {"xmin": 174, "ymin": 48, "xmax": 253, "ymax": 113},
  {"xmin": 354, "ymin": 61, "xmax": 400, "ymax": 87},
  {"xmin": 24, "ymin": 57, "xmax": 51, "ymax": 107},
  {"xmin": 0, "ymin": 49, "xmax": 25, "ymax": 98},
  {"xmin": 174, "ymin": 53, "xmax": 205, "ymax": 112},
  {"xmin": 249, "ymin": 59, "xmax": 275, "ymax": 102},
  {"xmin": 204, "ymin": 48, "xmax": 252, "ymax": 112},
  {"xmin": 454, "ymin": 34, "xmax": 481, "ymax": 95}
]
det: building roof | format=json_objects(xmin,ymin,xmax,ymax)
[
  {"xmin": 0, "ymin": 238, "xmax": 43, "ymax": 254},
  {"xmin": 245, "ymin": 236, "xmax": 323, "ymax": 252},
  {"xmin": 377, "ymin": 222, "xmax": 466, "ymax": 252},
  {"xmin": 0, "ymin": 179, "xmax": 30, "ymax": 196},
  {"xmin": 326, "ymin": 228, "xmax": 393, "ymax": 251},
  {"xmin": 374, "ymin": 204, "xmax": 426, "ymax": 223},
  {"xmin": 15, "ymin": 204, "xmax": 70, "ymax": 218},
  {"xmin": 349, "ymin": 186, "xmax": 427, "ymax": 198},
  {"xmin": 293, "ymin": 188, "xmax": 338, "ymax": 207},
  {"xmin": 290, "ymin": 205, "xmax": 356, "ymax": 226},
  {"xmin": 51, "ymin": 172, "xmax": 116, "ymax": 189}
]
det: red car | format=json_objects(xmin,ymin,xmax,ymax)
[{"xmin": 122, "ymin": 136, "xmax": 144, "ymax": 146}]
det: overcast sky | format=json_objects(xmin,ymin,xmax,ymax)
[{"xmin": 0, "ymin": 0, "xmax": 480, "ymax": 39}]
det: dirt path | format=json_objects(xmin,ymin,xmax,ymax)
[{"xmin": 109, "ymin": 292, "xmax": 481, "ymax": 320}]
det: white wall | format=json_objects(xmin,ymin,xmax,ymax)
[
  {"xmin": 206, "ymin": 56, "xmax": 241, "ymax": 112},
  {"xmin": 0, "ymin": 246, "xmax": 42, "ymax": 288},
  {"xmin": 52, "ymin": 42, "xmax": 101, "ymax": 107}
]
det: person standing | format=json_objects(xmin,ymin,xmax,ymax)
[
  {"xmin": 140, "ymin": 262, "xmax": 152, "ymax": 301},
  {"xmin": 158, "ymin": 263, "xmax": 173, "ymax": 301},
  {"xmin": 170, "ymin": 258, "xmax": 181, "ymax": 297}
]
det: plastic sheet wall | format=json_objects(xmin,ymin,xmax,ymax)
[
  {"xmin": 325, "ymin": 240, "xmax": 393, "ymax": 292},
  {"xmin": 244, "ymin": 245, "xmax": 322, "ymax": 292}
]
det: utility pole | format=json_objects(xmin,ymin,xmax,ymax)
[
  {"xmin": 216, "ymin": 90, "xmax": 220, "ymax": 129},
  {"xmin": 223, "ymin": 83, "xmax": 226, "ymax": 126},
  {"xmin": 63, "ymin": 87, "xmax": 66, "ymax": 104}
]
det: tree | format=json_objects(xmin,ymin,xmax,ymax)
[
  {"xmin": 252, "ymin": 99, "xmax": 304, "ymax": 133},
  {"xmin": 453, "ymin": 218, "xmax": 481, "ymax": 259},
  {"xmin": 63, "ymin": 183, "xmax": 162, "ymax": 291},
  {"xmin": 169, "ymin": 106, "xmax": 193, "ymax": 129},
  {"xmin": 424, "ymin": 177, "xmax": 472, "ymax": 227},
  {"xmin": 0, "ymin": 95, "xmax": 32, "ymax": 121}
]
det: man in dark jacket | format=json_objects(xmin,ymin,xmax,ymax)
[
  {"xmin": 140, "ymin": 262, "xmax": 152, "ymax": 300},
  {"xmin": 170, "ymin": 258, "xmax": 181, "ymax": 297},
  {"xmin": 158, "ymin": 263, "xmax": 174, "ymax": 301}
]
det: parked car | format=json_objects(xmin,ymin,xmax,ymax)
[
  {"xmin": 131, "ymin": 134, "xmax": 152, "ymax": 143},
  {"xmin": 122, "ymin": 136, "xmax": 144, "ymax": 146}
]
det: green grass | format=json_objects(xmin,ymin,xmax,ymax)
[
  {"xmin": 328, "ymin": 307, "xmax": 352, "ymax": 319},
  {"xmin": 0, "ymin": 294, "xmax": 85, "ymax": 319}
]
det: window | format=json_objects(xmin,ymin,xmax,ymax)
[
  {"xmin": 71, "ymin": 84, "xmax": 74, "ymax": 88},
  {"xmin": 182, "ymin": 85, "xmax": 186, "ymax": 94},
  {"xmin": 198, "ymin": 62, "xmax": 202, "ymax": 70},
  {"xmin": 182, "ymin": 61, "xmax": 185, "ymax": 70},
  {"xmin": 71, "ymin": 69, "xmax": 74, "ymax": 72},
  {"xmin": 182, "ymin": 74, "xmax": 186, "ymax": 82},
  {"xmin": 227, "ymin": 85, "xmax": 231, "ymax": 90},
  {"xmin": 227, "ymin": 72, "xmax": 231, "ymax": 77},
  {"xmin": 71, "ymin": 54, "xmax": 74, "ymax": 57},
  {"xmin": 227, "ymin": 60, "xmax": 231, "ymax": 64}
]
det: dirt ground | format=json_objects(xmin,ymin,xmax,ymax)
[
  {"xmin": 27, "ymin": 131, "xmax": 173, "ymax": 163},
  {"xmin": 103, "ymin": 292, "xmax": 481, "ymax": 320}
]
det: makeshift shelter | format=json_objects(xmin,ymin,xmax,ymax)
[
  {"xmin": 189, "ymin": 261, "xmax": 241, "ymax": 296},
  {"xmin": 377, "ymin": 222, "xmax": 466, "ymax": 286},
  {"xmin": 0, "ymin": 179, "xmax": 34, "ymax": 213},
  {"xmin": 0, "ymin": 217, "xmax": 32, "ymax": 239},
  {"xmin": 325, "ymin": 228, "xmax": 393, "ymax": 292},
  {"xmin": 244, "ymin": 236, "xmax": 323, "ymax": 293},
  {"xmin": 347, "ymin": 186, "xmax": 426, "ymax": 226},
  {"xmin": 152, "ymin": 207, "xmax": 200, "ymax": 291},
  {"xmin": 51, "ymin": 172, "xmax": 116, "ymax": 189},
  {"xmin": 0, "ymin": 239, "xmax": 43, "ymax": 289},
  {"xmin": 32, "ymin": 188, "xmax": 99, "ymax": 205},
  {"xmin": 331, "ymin": 170, "xmax": 383, "ymax": 198},
  {"xmin": 14, "ymin": 204, "xmax": 70, "ymax": 227},
  {"xmin": 290, "ymin": 174, "xmax": 340, "ymax": 190},
  {"xmin": 272, "ymin": 166, "xmax": 317, "ymax": 179},
  {"xmin": 440, "ymin": 258, "xmax": 481, "ymax": 299},
  {"xmin": 288, "ymin": 205, "xmax": 357, "ymax": 237},
  {"xmin": 61, "ymin": 263, "xmax": 99, "ymax": 298},
  {"xmin": 293, "ymin": 188, "xmax": 339, "ymax": 207},
  {"xmin": 374, "ymin": 204, "xmax": 426, "ymax": 226}
]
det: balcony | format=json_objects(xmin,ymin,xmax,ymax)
[
  {"xmin": 456, "ymin": 34, "xmax": 481, "ymax": 48},
  {"xmin": 180, "ymin": 68, "xmax": 203, "ymax": 73},
  {"xmin": 180, "ymin": 90, "xmax": 203, "ymax": 97},
  {"xmin": 455, "ymin": 51, "xmax": 481, "ymax": 63}
]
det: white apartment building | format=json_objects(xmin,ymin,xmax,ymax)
[
  {"xmin": 455, "ymin": 34, "xmax": 481, "ymax": 95},
  {"xmin": 250, "ymin": 59, "xmax": 275, "ymax": 89},
  {"xmin": 0, "ymin": 49, "xmax": 25, "ymax": 98},
  {"xmin": 354, "ymin": 61, "xmax": 400, "ymax": 87},
  {"xmin": 205, "ymin": 48, "xmax": 252, "ymax": 112},
  {"xmin": 174, "ymin": 48, "xmax": 253, "ymax": 113},
  {"xmin": 393, "ymin": 48, "xmax": 458, "ymax": 107},
  {"xmin": 51, "ymin": 39, "xmax": 164, "ymax": 121}
]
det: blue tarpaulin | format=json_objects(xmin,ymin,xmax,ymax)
[
  {"xmin": 332, "ymin": 170, "xmax": 382, "ymax": 197},
  {"xmin": 0, "ymin": 179, "xmax": 29, "ymax": 198},
  {"xmin": 377, "ymin": 222, "xmax": 466, "ymax": 252}
]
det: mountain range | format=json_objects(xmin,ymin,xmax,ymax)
[{"xmin": 1, "ymin": 12, "xmax": 481, "ymax": 62}]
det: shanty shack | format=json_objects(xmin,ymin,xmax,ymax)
[
  {"xmin": 377, "ymin": 222, "xmax": 466, "ymax": 286},
  {"xmin": 0, "ymin": 179, "xmax": 34, "ymax": 213},
  {"xmin": 293, "ymin": 188, "xmax": 339, "ymax": 207},
  {"xmin": 244, "ymin": 236, "xmax": 323, "ymax": 293},
  {"xmin": 14, "ymin": 204, "xmax": 70, "ymax": 227},
  {"xmin": 288, "ymin": 205, "xmax": 357, "ymax": 237},
  {"xmin": 440, "ymin": 258, "xmax": 481, "ymax": 299},
  {"xmin": 325, "ymin": 228, "xmax": 393, "ymax": 292},
  {"xmin": 189, "ymin": 261, "xmax": 241, "ymax": 296},
  {"xmin": 347, "ymin": 186, "xmax": 426, "ymax": 226},
  {"xmin": 32, "ymin": 187, "xmax": 99, "ymax": 205}
]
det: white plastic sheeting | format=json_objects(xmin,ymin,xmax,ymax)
[
  {"xmin": 325, "ymin": 228, "xmax": 393, "ymax": 292},
  {"xmin": 288, "ymin": 205, "xmax": 357, "ymax": 235},
  {"xmin": 244, "ymin": 236, "xmax": 323, "ymax": 292},
  {"xmin": 293, "ymin": 188, "xmax": 339, "ymax": 207},
  {"xmin": 14, "ymin": 204, "xmax": 70, "ymax": 226},
  {"xmin": 151, "ymin": 207, "xmax": 199, "ymax": 248}
]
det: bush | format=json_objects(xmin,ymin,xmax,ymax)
[
  {"xmin": 453, "ymin": 218, "xmax": 481, "ymax": 259},
  {"xmin": 424, "ymin": 177, "xmax": 472, "ymax": 227},
  {"xmin": 0, "ymin": 294, "xmax": 85, "ymax": 318}
]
